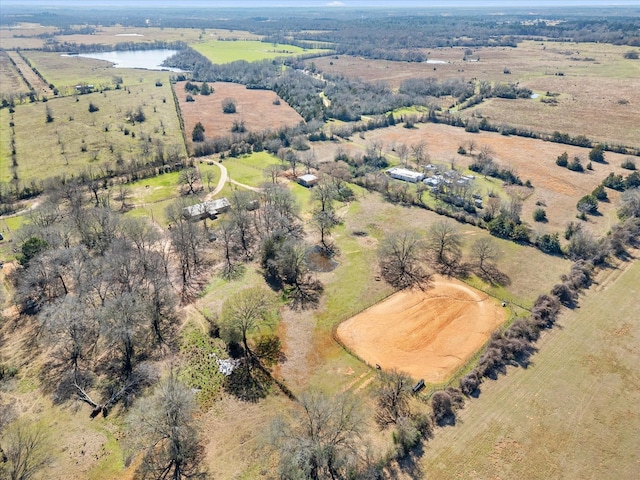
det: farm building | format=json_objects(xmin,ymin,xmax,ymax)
[
  {"xmin": 297, "ymin": 174, "xmax": 319, "ymax": 187},
  {"xmin": 182, "ymin": 198, "xmax": 231, "ymax": 221},
  {"xmin": 387, "ymin": 167, "xmax": 425, "ymax": 183}
]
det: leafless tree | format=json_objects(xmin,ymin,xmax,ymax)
[
  {"xmin": 396, "ymin": 143, "xmax": 410, "ymax": 166},
  {"xmin": 378, "ymin": 230, "xmax": 431, "ymax": 289},
  {"xmin": 427, "ymin": 220, "xmax": 462, "ymax": 269},
  {"xmin": 374, "ymin": 369, "xmax": 413, "ymax": 427},
  {"xmin": 180, "ymin": 167, "xmax": 201, "ymax": 195},
  {"xmin": 219, "ymin": 287, "xmax": 277, "ymax": 359},
  {"xmin": 471, "ymin": 237, "xmax": 500, "ymax": 274},
  {"xmin": 127, "ymin": 373, "xmax": 207, "ymax": 480},
  {"xmin": 0, "ymin": 419, "xmax": 52, "ymax": 480},
  {"xmin": 270, "ymin": 391, "xmax": 367, "ymax": 480}
]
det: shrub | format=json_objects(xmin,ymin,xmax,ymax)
[
  {"xmin": 551, "ymin": 283, "xmax": 576, "ymax": 306},
  {"xmin": 602, "ymin": 172, "xmax": 625, "ymax": 190},
  {"xmin": 621, "ymin": 158, "xmax": 636, "ymax": 170},
  {"xmin": 537, "ymin": 233, "xmax": 562, "ymax": 254},
  {"xmin": 555, "ymin": 151, "xmax": 568, "ymax": 167},
  {"xmin": 222, "ymin": 98, "xmax": 237, "ymax": 114},
  {"xmin": 623, "ymin": 50, "xmax": 639, "ymax": 59},
  {"xmin": 88, "ymin": 102, "xmax": 99, "ymax": 113},
  {"xmin": 533, "ymin": 208, "xmax": 547, "ymax": 222},
  {"xmin": 592, "ymin": 184, "xmax": 608, "ymax": 201},
  {"xmin": 460, "ymin": 371, "xmax": 481, "ymax": 396},
  {"xmin": 186, "ymin": 94, "xmax": 195, "ymax": 102},
  {"xmin": 567, "ymin": 157, "xmax": 584, "ymax": 172},
  {"xmin": 588, "ymin": 145, "xmax": 605, "ymax": 164},
  {"xmin": 431, "ymin": 391, "xmax": 454, "ymax": 426},
  {"xmin": 576, "ymin": 194, "xmax": 598, "ymax": 214}
]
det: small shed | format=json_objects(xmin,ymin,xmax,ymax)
[{"xmin": 298, "ymin": 174, "xmax": 319, "ymax": 188}]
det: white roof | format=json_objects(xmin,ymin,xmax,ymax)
[
  {"xmin": 183, "ymin": 198, "xmax": 230, "ymax": 218},
  {"xmin": 388, "ymin": 167, "xmax": 423, "ymax": 179},
  {"xmin": 298, "ymin": 174, "xmax": 318, "ymax": 182}
]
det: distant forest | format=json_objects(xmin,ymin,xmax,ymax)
[{"xmin": 2, "ymin": 6, "xmax": 640, "ymax": 62}]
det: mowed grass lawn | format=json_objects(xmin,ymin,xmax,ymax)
[
  {"xmin": 193, "ymin": 40, "xmax": 329, "ymax": 64},
  {"xmin": 420, "ymin": 257, "xmax": 640, "ymax": 479},
  {"xmin": 223, "ymin": 151, "xmax": 281, "ymax": 187},
  {"xmin": 2, "ymin": 82, "xmax": 185, "ymax": 184}
]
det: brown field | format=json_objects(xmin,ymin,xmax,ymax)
[
  {"xmin": 176, "ymin": 81, "xmax": 303, "ymax": 149},
  {"xmin": 0, "ymin": 25, "xmax": 261, "ymax": 50},
  {"xmin": 349, "ymin": 123, "xmax": 633, "ymax": 237},
  {"xmin": 311, "ymin": 41, "xmax": 640, "ymax": 148},
  {"xmin": 336, "ymin": 277, "xmax": 507, "ymax": 383},
  {"xmin": 0, "ymin": 50, "xmax": 30, "ymax": 97},
  {"xmin": 5, "ymin": 51, "xmax": 53, "ymax": 98}
]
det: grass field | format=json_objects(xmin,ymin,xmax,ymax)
[
  {"xmin": 21, "ymin": 51, "xmax": 175, "ymax": 96},
  {"xmin": 349, "ymin": 123, "xmax": 632, "ymax": 239},
  {"xmin": 176, "ymin": 81, "xmax": 303, "ymax": 152},
  {"xmin": 223, "ymin": 151, "xmax": 281, "ymax": 187},
  {"xmin": 1, "ymin": 81, "xmax": 185, "ymax": 184},
  {"xmin": 0, "ymin": 50, "xmax": 30, "ymax": 98},
  {"xmin": 193, "ymin": 40, "xmax": 329, "ymax": 64},
  {"xmin": 419, "ymin": 256, "xmax": 640, "ymax": 479},
  {"xmin": 311, "ymin": 41, "xmax": 640, "ymax": 148}
]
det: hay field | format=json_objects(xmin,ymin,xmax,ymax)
[
  {"xmin": 336, "ymin": 277, "xmax": 507, "ymax": 383},
  {"xmin": 419, "ymin": 257, "xmax": 640, "ymax": 479},
  {"xmin": 311, "ymin": 41, "xmax": 640, "ymax": 148},
  {"xmin": 176, "ymin": 81, "xmax": 303, "ymax": 148}
]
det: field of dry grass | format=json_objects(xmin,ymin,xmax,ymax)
[
  {"xmin": 349, "ymin": 123, "xmax": 632, "ymax": 239},
  {"xmin": 312, "ymin": 41, "xmax": 640, "ymax": 148},
  {"xmin": 5, "ymin": 51, "xmax": 53, "ymax": 98},
  {"xmin": 176, "ymin": 81, "xmax": 303, "ymax": 149},
  {"xmin": 419, "ymin": 256, "xmax": 640, "ymax": 479},
  {"xmin": 0, "ymin": 50, "xmax": 30, "ymax": 98}
]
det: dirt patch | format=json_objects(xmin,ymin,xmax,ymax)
[
  {"xmin": 336, "ymin": 276, "xmax": 506, "ymax": 383},
  {"xmin": 176, "ymin": 81, "xmax": 303, "ymax": 150}
]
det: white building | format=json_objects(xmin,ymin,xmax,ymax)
[
  {"xmin": 387, "ymin": 167, "xmax": 425, "ymax": 183},
  {"xmin": 183, "ymin": 198, "xmax": 231, "ymax": 221}
]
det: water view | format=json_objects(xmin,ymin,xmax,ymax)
[{"xmin": 64, "ymin": 49, "xmax": 183, "ymax": 72}]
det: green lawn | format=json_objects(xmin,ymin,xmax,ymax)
[
  {"xmin": 193, "ymin": 40, "xmax": 330, "ymax": 64},
  {"xmin": 224, "ymin": 151, "xmax": 280, "ymax": 187}
]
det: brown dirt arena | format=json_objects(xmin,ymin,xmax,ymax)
[{"xmin": 336, "ymin": 276, "xmax": 507, "ymax": 383}]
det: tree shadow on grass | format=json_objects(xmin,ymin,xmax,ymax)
[
  {"xmin": 224, "ymin": 359, "xmax": 272, "ymax": 402},
  {"xmin": 476, "ymin": 264, "xmax": 511, "ymax": 286}
]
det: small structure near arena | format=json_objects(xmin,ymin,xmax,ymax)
[
  {"xmin": 297, "ymin": 173, "xmax": 319, "ymax": 187},
  {"xmin": 387, "ymin": 167, "xmax": 425, "ymax": 183},
  {"xmin": 182, "ymin": 198, "xmax": 231, "ymax": 221}
]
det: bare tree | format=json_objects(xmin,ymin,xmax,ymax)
[
  {"xmin": 0, "ymin": 419, "xmax": 52, "ymax": 480},
  {"xmin": 180, "ymin": 167, "xmax": 201, "ymax": 195},
  {"xmin": 219, "ymin": 287, "xmax": 277, "ymax": 359},
  {"xmin": 471, "ymin": 237, "xmax": 500, "ymax": 274},
  {"xmin": 396, "ymin": 143, "xmax": 410, "ymax": 166},
  {"xmin": 270, "ymin": 391, "xmax": 367, "ymax": 480},
  {"xmin": 427, "ymin": 220, "xmax": 462, "ymax": 269},
  {"xmin": 378, "ymin": 230, "xmax": 431, "ymax": 289},
  {"xmin": 411, "ymin": 141, "xmax": 427, "ymax": 167},
  {"xmin": 127, "ymin": 373, "xmax": 207, "ymax": 480},
  {"xmin": 374, "ymin": 369, "xmax": 413, "ymax": 427}
]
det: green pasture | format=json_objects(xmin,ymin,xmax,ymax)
[
  {"xmin": 193, "ymin": 40, "xmax": 330, "ymax": 64},
  {"xmin": 22, "ymin": 51, "xmax": 175, "ymax": 96},
  {"xmin": 223, "ymin": 151, "xmax": 280, "ymax": 187},
  {"xmin": 2, "ymin": 83, "xmax": 185, "ymax": 184}
]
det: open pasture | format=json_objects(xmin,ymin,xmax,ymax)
[
  {"xmin": 177, "ymin": 81, "xmax": 303, "ymax": 148},
  {"xmin": 193, "ymin": 39, "xmax": 329, "ymax": 64},
  {"xmin": 312, "ymin": 41, "xmax": 640, "ymax": 148},
  {"xmin": 0, "ymin": 50, "xmax": 30, "ymax": 98},
  {"xmin": 2, "ymin": 82, "xmax": 185, "ymax": 184},
  {"xmin": 5, "ymin": 51, "xmax": 53, "ymax": 98},
  {"xmin": 336, "ymin": 277, "xmax": 507, "ymax": 383},
  {"xmin": 350, "ymin": 123, "xmax": 633, "ymax": 238},
  {"xmin": 21, "ymin": 51, "xmax": 175, "ymax": 96},
  {"xmin": 419, "ymin": 256, "xmax": 640, "ymax": 479}
]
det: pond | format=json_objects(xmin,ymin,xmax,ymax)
[{"xmin": 63, "ymin": 49, "xmax": 183, "ymax": 72}]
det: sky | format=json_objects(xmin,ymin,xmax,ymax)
[{"xmin": 3, "ymin": 0, "xmax": 640, "ymax": 7}]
